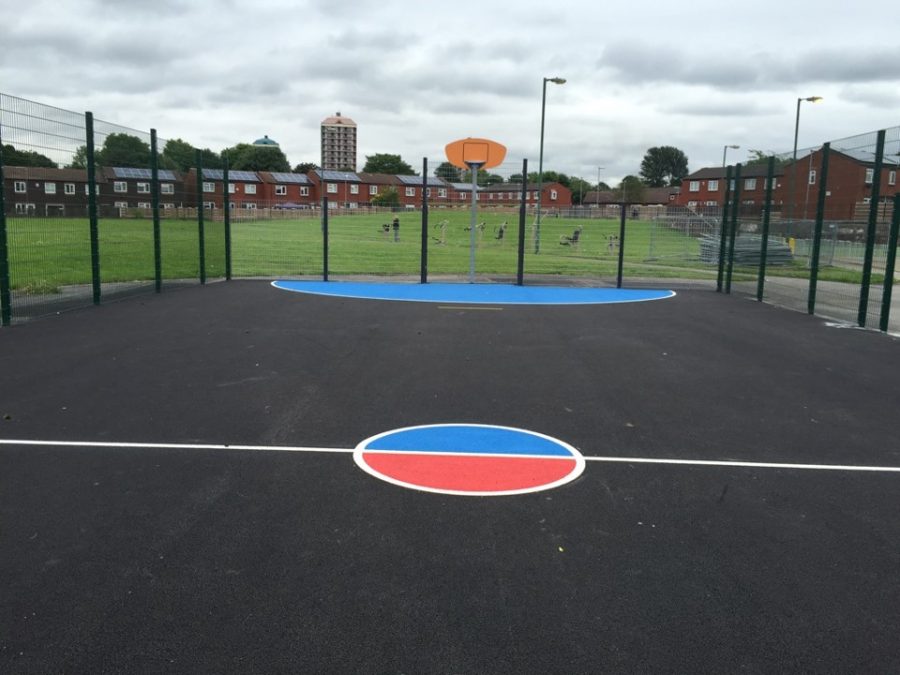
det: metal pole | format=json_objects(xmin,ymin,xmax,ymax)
[
  {"xmin": 879, "ymin": 194, "xmax": 900, "ymax": 332},
  {"xmin": 517, "ymin": 158, "xmax": 528, "ymax": 285},
  {"xmin": 150, "ymin": 129, "xmax": 162, "ymax": 292},
  {"xmin": 195, "ymin": 149, "xmax": 206, "ymax": 285},
  {"xmin": 788, "ymin": 97, "xmax": 801, "ymax": 238},
  {"xmin": 808, "ymin": 143, "xmax": 831, "ymax": 315},
  {"xmin": 420, "ymin": 157, "xmax": 428, "ymax": 284},
  {"xmin": 86, "ymin": 112, "xmax": 101, "ymax": 305},
  {"xmin": 468, "ymin": 161, "xmax": 481, "ymax": 282},
  {"xmin": 322, "ymin": 192, "xmax": 329, "ymax": 281},
  {"xmin": 0, "ymin": 129, "xmax": 10, "ymax": 326},
  {"xmin": 535, "ymin": 78, "xmax": 547, "ymax": 254},
  {"xmin": 757, "ymin": 156, "xmax": 775, "ymax": 302},
  {"xmin": 716, "ymin": 166, "xmax": 733, "ymax": 292},
  {"xmin": 858, "ymin": 129, "xmax": 886, "ymax": 327},
  {"xmin": 616, "ymin": 200, "xmax": 626, "ymax": 288},
  {"xmin": 223, "ymin": 156, "xmax": 232, "ymax": 281},
  {"xmin": 725, "ymin": 164, "xmax": 743, "ymax": 294}
]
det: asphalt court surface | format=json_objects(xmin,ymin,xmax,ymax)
[{"xmin": 2, "ymin": 280, "xmax": 899, "ymax": 673}]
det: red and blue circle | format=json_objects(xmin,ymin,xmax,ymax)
[{"xmin": 353, "ymin": 424, "xmax": 585, "ymax": 496}]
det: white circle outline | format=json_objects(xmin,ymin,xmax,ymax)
[{"xmin": 353, "ymin": 423, "xmax": 586, "ymax": 497}]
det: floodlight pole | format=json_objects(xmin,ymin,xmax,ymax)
[
  {"xmin": 789, "ymin": 96, "xmax": 822, "ymax": 236},
  {"xmin": 722, "ymin": 144, "xmax": 739, "ymax": 167},
  {"xmin": 467, "ymin": 161, "xmax": 484, "ymax": 282},
  {"xmin": 535, "ymin": 76, "xmax": 566, "ymax": 254}
]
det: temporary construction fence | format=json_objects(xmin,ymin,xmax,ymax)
[{"xmin": 1, "ymin": 92, "xmax": 898, "ymax": 333}]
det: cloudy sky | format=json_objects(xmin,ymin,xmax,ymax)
[{"xmin": 3, "ymin": 0, "xmax": 899, "ymax": 183}]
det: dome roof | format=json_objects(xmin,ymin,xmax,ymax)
[{"xmin": 253, "ymin": 135, "xmax": 279, "ymax": 146}]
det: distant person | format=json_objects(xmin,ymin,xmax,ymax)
[{"xmin": 392, "ymin": 217, "xmax": 400, "ymax": 242}]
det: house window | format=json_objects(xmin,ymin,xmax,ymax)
[
  {"xmin": 708, "ymin": 180, "xmax": 719, "ymax": 192},
  {"xmin": 14, "ymin": 181, "xmax": 27, "ymax": 193},
  {"xmin": 865, "ymin": 168, "xmax": 874, "ymax": 184},
  {"xmin": 744, "ymin": 178, "xmax": 756, "ymax": 190},
  {"xmin": 369, "ymin": 185, "xmax": 378, "ymax": 195},
  {"xmin": 350, "ymin": 184, "xmax": 359, "ymax": 194},
  {"xmin": 687, "ymin": 201, "xmax": 698, "ymax": 207},
  {"xmin": 114, "ymin": 201, "xmax": 128, "ymax": 208},
  {"xmin": 550, "ymin": 189, "xmax": 558, "ymax": 201},
  {"xmin": 64, "ymin": 183, "xmax": 76, "ymax": 195},
  {"xmin": 300, "ymin": 186, "xmax": 309, "ymax": 196},
  {"xmin": 729, "ymin": 180, "xmax": 735, "ymax": 191},
  {"xmin": 162, "ymin": 203, "xmax": 175, "ymax": 209},
  {"xmin": 705, "ymin": 201, "xmax": 718, "ymax": 206},
  {"xmin": 137, "ymin": 182, "xmax": 150, "ymax": 194},
  {"xmin": 809, "ymin": 170, "xmax": 816, "ymax": 185},
  {"xmin": 15, "ymin": 203, "xmax": 36, "ymax": 214},
  {"xmin": 161, "ymin": 183, "xmax": 174, "ymax": 194},
  {"xmin": 203, "ymin": 182, "xmax": 215, "ymax": 193},
  {"xmin": 114, "ymin": 181, "xmax": 127, "ymax": 193},
  {"xmin": 44, "ymin": 183, "xmax": 57, "ymax": 194},
  {"xmin": 327, "ymin": 183, "xmax": 337, "ymax": 193},
  {"xmin": 203, "ymin": 201, "xmax": 215, "ymax": 209},
  {"xmin": 244, "ymin": 203, "xmax": 257, "ymax": 210},
  {"xmin": 137, "ymin": 202, "xmax": 151, "ymax": 209},
  {"xmin": 275, "ymin": 185, "xmax": 287, "ymax": 196},
  {"xmin": 439, "ymin": 188, "xmax": 447, "ymax": 198},
  {"xmin": 244, "ymin": 184, "xmax": 257, "ymax": 195},
  {"xmin": 227, "ymin": 184, "xmax": 237, "ymax": 194},
  {"xmin": 405, "ymin": 187, "xmax": 415, "ymax": 197},
  {"xmin": 889, "ymin": 171, "xmax": 897, "ymax": 186},
  {"xmin": 426, "ymin": 188, "xmax": 431, "ymax": 197},
  {"xmin": 689, "ymin": 181, "xmax": 700, "ymax": 192}
]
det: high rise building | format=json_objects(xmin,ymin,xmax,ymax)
[{"xmin": 320, "ymin": 112, "xmax": 357, "ymax": 171}]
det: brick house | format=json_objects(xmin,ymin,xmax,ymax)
[
  {"xmin": 183, "ymin": 168, "xmax": 263, "ymax": 211},
  {"xmin": 258, "ymin": 171, "xmax": 316, "ymax": 209},
  {"xmin": 395, "ymin": 175, "xmax": 451, "ymax": 208},
  {"xmin": 308, "ymin": 170, "xmax": 362, "ymax": 208},
  {"xmin": 3, "ymin": 166, "xmax": 102, "ymax": 216},
  {"xmin": 356, "ymin": 173, "xmax": 402, "ymax": 206},
  {"xmin": 100, "ymin": 167, "xmax": 184, "ymax": 214},
  {"xmin": 676, "ymin": 164, "xmax": 783, "ymax": 210}
]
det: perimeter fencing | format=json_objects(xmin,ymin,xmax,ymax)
[{"xmin": 1, "ymin": 92, "xmax": 898, "ymax": 333}]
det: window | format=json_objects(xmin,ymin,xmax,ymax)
[
  {"xmin": 114, "ymin": 181, "xmax": 127, "ymax": 193},
  {"xmin": 439, "ymin": 188, "xmax": 447, "ymax": 198},
  {"xmin": 44, "ymin": 183, "xmax": 56, "ymax": 194},
  {"xmin": 114, "ymin": 201, "xmax": 128, "ymax": 208},
  {"xmin": 15, "ymin": 203, "xmax": 36, "ymax": 214},
  {"xmin": 369, "ymin": 185, "xmax": 378, "ymax": 195},
  {"xmin": 162, "ymin": 203, "xmax": 175, "ymax": 210},
  {"xmin": 889, "ymin": 171, "xmax": 896, "ymax": 186},
  {"xmin": 161, "ymin": 183, "xmax": 174, "ymax": 194},
  {"xmin": 63, "ymin": 183, "xmax": 75, "ymax": 195},
  {"xmin": 809, "ymin": 170, "xmax": 816, "ymax": 185},
  {"xmin": 327, "ymin": 183, "xmax": 337, "ymax": 193},
  {"xmin": 426, "ymin": 188, "xmax": 431, "ymax": 197},
  {"xmin": 865, "ymin": 168, "xmax": 874, "ymax": 184},
  {"xmin": 708, "ymin": 180, "xmax": 719, "ymax": 192},
  {"xmin": 14, "ymin": 181, "xmax": 26, "ymax": 193},
  {"xmin": 350, "ymin": 184, "xmax": 359, "ymax": 194},
  {"xmin": 137, "ymin": 182, "xmax": 150, "ymax": 194},
  {"xmin": 243, "ymin": 203, "xmax": 257, "ymax": 210},
  {"xmin": 275, "ymin": 185, "xmax": 287, "ymax": 196},
  {"xmin": 705, "ymin": 201, "xmax": 718, "ymax": 206},
  {"xmin": 744, "ymin": 178, "xmax": 757, "ymax": 190},
  {"xmin": 137, "ymin": 202, "xmax": 151, "ymax": 209},
  {"xmin": 729, "ymin": 180, "xmax": 735, "ymax": 191},
  {"xmin": 203, "ymin": 182, "xmax": 215, "ymax": 193},
  {"xmin": 203, "ymin": 201, "xmax": 215, "ymax": 209},
  {"xmin": 227, "ymin": 184, "xmax": 237, "ymax": 194},
  {"xmin": 687, "ymin": 201, "xmax": 698, "ymax": 207},
  {"xmin": 244, "ymin": 184, "xmax": 256, "ymax": 195},
  {"xmin": 300, "ymin": 186, "xmax": 309, "ymax": 196},
  {"xmin": 550, "ymin": 189, "xmax": 558, "ymax": 201},
  {"xmin": 405, "ymin": 187, "xmax": 415, "ymax": 197},
  {"xmin": 689, "ymin": 181, "xmax": 700, "ymax": 192}
]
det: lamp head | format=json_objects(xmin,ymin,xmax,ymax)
[
  {"xmin": 726, "ymin": 144, "xmax": 740, "ymax": 149},
  {"xmin": 803, "ymin": 96, "xmax": 823, "ymax": 103},
  {"xmin": 546, "ymin": 77, "xmax": 566, "ymax": 85}
]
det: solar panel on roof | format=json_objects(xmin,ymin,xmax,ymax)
[
  {"xmin": 269, "ymin": 172, "xmax": 310, "ymax": 184},
  {"xmin": 113, "ymin": 167, "xmax": 177, "ymax": 181},
  {"xmin": 319, "ymin": 170, "xmax": 360, "ymax": 181},
  {"xmin": 201, "ymin": 169, "xmax": 259, "ymax": 181}
]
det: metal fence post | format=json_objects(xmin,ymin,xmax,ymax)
[
  {"xmin": 716, "ymin": 165, "xmax": 733, "ymax": 292},
  {"xmin": 85, "ymin": 112, "xmax": 101, "ymax": 305},
  {"xmin": 195, "ymin": 150, "xmax": 206, "ymax": 284},
  {"xmin": 808, "ymin": 143, "xmax": 831, "ymax": 315},
  {"xmin": 725, "ymin": 164, "xmax": 743, "ymax": 294},
  {"xmin": 616, "ymin": 201, "xmax": 627, "ymax": 288},
  {"xmin": 322, "ymin": 192, "xmax": 329, "ymax": 281},
  {"xmin": 757, "ymin": 157, "xmax": 775, "ymax": 301},
  {"xmin": 150, "ymin": 129, "xmax": 162, "ymax": 293},
  {"xmin": 517, "ymin": 158, "xmax": 528, "ymax": 286},
  {"xmin": 223, "ymin": 157, "xmax": 231, "ymax": 281},
  {"xmin": 858, "ymin": 129, "xmax": 886, "ymax": 327},
  {"xmin": 0, "ymin": 132, "xmax": 10, "ymax": 326},
  {"xmin": 420, "ymin": 157, "xmax": 428, "ymax": 284},
  {"xmin": 880, "ymin": 194, "xmax": 900, "ymax": 332}
]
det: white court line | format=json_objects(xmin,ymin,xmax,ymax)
[{"xmin": 1, "ymin": 438, "xmax": 900, "ymax": 473}]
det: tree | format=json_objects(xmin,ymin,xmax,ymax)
[
  {"xmin": 745, "ymin": 149, "xmax": 788, "ymax": 168},
  {"xmin": 639, "ymin": 146, "xmax": 689, "ymax": 187},
  {"xmin": 97, "ymin": 133, "xmax": 151, "ymax": 168},
  {"xmin": 527, "ymin": 170, "xmax": 571, "ymax": 188},
  {"xmin": 294, "ymin": 162, "xmax": 318, "ymax": 173},
  {"xmin": 161, "ymin": 138, "xmax": 196, "ymax": 172},
  {"xmin": 617, "ymin": 175, "xmax": 646, "ymax": 203},
  {"xmin": 569, "ymin": 177, "xmax": 593, "ymax": 205},
  {"xmin": 371, "ymin": 186, "xmax": 400, "ymax": 207},
  {"xmin": 362, "ymin": 153, "xmax": 415, "ymax": 175},
  {"xmin": 67, "ymin": 146, "xmax": 88, "ymax": 169},
  {"xmin": 461, "ymin": 168, "xmax": 503, "ymax": 186},
  {"xmin": 434, "ymin": 161, "xmax": 461, "ymax": 182},
  {"xmin": 222, "ymin": 143, "xmax": 290, "ymax": 172},
  {"xmin": 2, "ymin": 144, "xmax": 57, "ymax": 168}
]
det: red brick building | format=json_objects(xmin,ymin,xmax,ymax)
[
  {"xmin": 3, "ymin": 166, "xmax": 101, "ymax": 216},
  {"xmin": 258, "ymin": 171, "xmax": 316, "ymax": 209}
]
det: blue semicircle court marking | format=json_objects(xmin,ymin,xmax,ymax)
[
  {"xmin": 362, "ymin": 424, "xmax": 574, "ymax": 457},
  {"xmin": 272, "ymin": 281, "xmax": 675, "ymax": 305}
]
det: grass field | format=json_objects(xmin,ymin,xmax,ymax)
[{"xmin": 3, "ymin": 210, "xmax": 879, "ymax": 294}]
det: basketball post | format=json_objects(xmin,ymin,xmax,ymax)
[{"xmin": 445, "ymin": 138, "xmax": 507, "ymax": 283}]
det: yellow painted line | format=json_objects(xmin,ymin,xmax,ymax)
[{"xmin": 437, "ymin": 305, "xmax": 503, "ymax": 311}]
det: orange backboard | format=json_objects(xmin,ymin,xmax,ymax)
[{"xmin": 445, "ymin": 137, "xmax": 507, "ymax": 170}]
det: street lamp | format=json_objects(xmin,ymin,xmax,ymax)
[
  {"xmin": 596, "ymin": 166, "xmax": 605, "ymax": 210},
  {"xmin": 789, "ymin": 96, "xmax": 823, "ymax": 232},
  {"xmin": 722, "ymin": 144, "xmax": 740, "ymax": 167},
  {"xmin": 535, "ymin": 76, "xmax": 566, "ymax": 254}
]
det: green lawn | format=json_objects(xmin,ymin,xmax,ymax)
[{"xmin": 2, "ymin": 211, "xmax": 878, "ymax": 293}]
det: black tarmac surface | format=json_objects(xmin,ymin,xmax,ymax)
[{"xmin": 2, "ymin": 280, "xmax": 899, "ymax": 674}]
